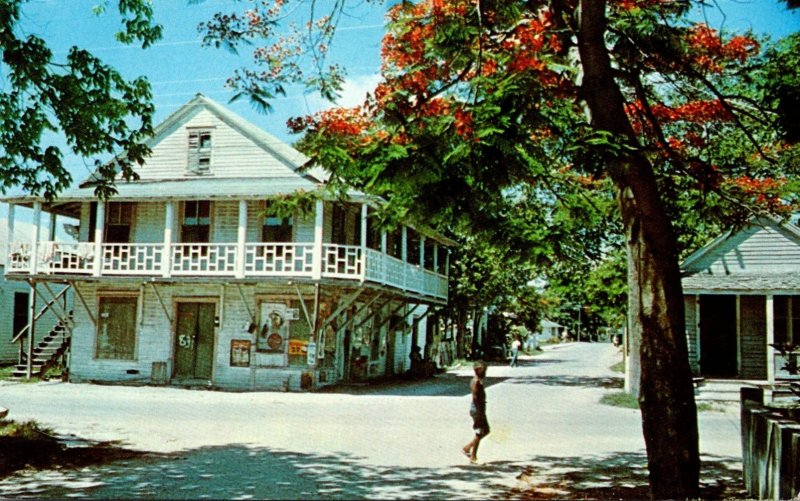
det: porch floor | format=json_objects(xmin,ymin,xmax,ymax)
[{"xmin": 695, "ymin": 378, "xmax": 767, "ymax": 402}]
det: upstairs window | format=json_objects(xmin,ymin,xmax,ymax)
[
  {"xmin": 105, "ymin": 202, "xmax": 133, "ymax": 244},
  {"xmin": 182, "ymin": 201, "xmax": 211, "ymax": 243},
  {"xmin": 187, "ymin": 129, "xmax": 213, "ymax": 175},
  {"xmin": 263, "ymin": 213, "xmax": 293, "ymax": 243}
]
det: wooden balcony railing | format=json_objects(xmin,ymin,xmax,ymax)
[{"xmin": 6, "ymin": 241, "xmax": 448, "ymax": 300}]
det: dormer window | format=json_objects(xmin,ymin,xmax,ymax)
[{"xmin": 188, "ymin": 128, "xmax": 213, "ymax": 175}]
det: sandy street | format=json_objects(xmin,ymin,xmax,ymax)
[{"xmin": 0, "ymin": 342, "xmax": 743, "ymax": 499}]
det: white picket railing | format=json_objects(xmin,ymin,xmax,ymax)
[
  {"xmin": 245, "ymin": 243, "xmax": 314, "ymax": 276},
  {"xmin": 6, "ymin": 241, "xmax": 448, "ymax": 299}
]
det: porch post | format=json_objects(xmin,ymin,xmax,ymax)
[
  {"xmin": 735, "ymin": 295, "xmax": 742, "ymax": 375},
  {"xmin": 401, "ymin": 227, "xmax": 408, "ymax": 290},
  {"xmin": 236, "ymin": 200, "xmax": 247, "ymax": 279},
  {"xmin": 30, "ymin": 201, "xmax": 41, "ymax": 275},
  {"xmin": 312, "ymin": 199, "xmax": 324, "ymax": 280},
  {"xmin": 48, "ymin": 212, "xmax": 57, "ymax": 241},
  {"xmin": 162, "ymin": 201, "xmax": 174, "ymax": 278},
  {"xmin": 25, "ymin": 280, "xmax": 36, "ymax": 379},
  {"xmin": 419, "ymin": 236, "xmax": 425, "ymax": 267},
  {"xmin": 360, "ymin": 204, "xmax": 368, "ymax": 280},
  {"xmin": 380, "ymin": 231, "xmax": 387, "ymax": 284},
  {"xmin": 92, "ymin": 200, "xmax": 105, "ymax": 277},
  {"xmin": 6, "ymin": 203, "xmax": 14, "ymax": 264},
  {"xmin": 766, "ymin": 294, "xmax": 775, "ymax": 382},
  {"xmin": 433, "ymin": 243, "xmax": 439, "ymax": 273}
]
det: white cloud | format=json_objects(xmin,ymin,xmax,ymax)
[{"xmin": 307, "ymin": 73, "xmax": 383, "ymax": 112}]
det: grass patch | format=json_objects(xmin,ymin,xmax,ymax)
[
  {"xmin": 0, "ymin": 365, "xmax": 15, "ymax": 381},
  {"xmin": 600, "ymin": 391, "xmax": 639, "ymax": 409},
  {"xmin": 696, "ymin": 401, "xmax": 731, "ymax": 413},
  {"xmin": 609, "ymin": 360, "xmax": 625, "ymax": 374}
]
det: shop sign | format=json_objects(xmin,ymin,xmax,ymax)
[{"xmin": 288, "ymin": 339, "xmax": 308, "ymax": 356}]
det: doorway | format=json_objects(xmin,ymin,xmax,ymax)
[
  {"xmin": 699, "ymin": 295, "xmax": 738, "ymax": 377},
  {"xmin": 173, "ymin": 302, "xmax": 216, "ymax": 380},
  {"xmin": 13, "ymin": 291, "xmax": 29, "ymax": 340}
]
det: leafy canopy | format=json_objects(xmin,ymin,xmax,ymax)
[{"xmin": 0, "ymin": 0, "xmax": 162, "ymax": 200}]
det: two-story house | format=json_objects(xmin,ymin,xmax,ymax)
[{"xmin": 2, "ymin": 94, "xmax": 452, "ymax": 391}]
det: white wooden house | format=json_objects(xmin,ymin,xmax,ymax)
[
  {"xmin": 681, "ymin": 217, "xmax": 800, "ymax": 382},
  {"xmin": 1, "ymin": 94, "xmax": 452, "ymax": 391}
]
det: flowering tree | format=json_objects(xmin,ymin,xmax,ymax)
[{"xmin": 203, "ymin": 1, "xmax": 799, "ymax": 497}]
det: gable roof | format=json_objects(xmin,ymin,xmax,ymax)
[
  {"xmin": 681, "ymin": 216, "xmax": 800, "ymax": 294},
  {"xmin": 80, "ymin": 93, "xmax": 329, "ymax": 188}
]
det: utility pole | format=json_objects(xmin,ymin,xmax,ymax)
[{"xmin": 577, "ymin": 303, "xmax": 582, "ymax": 342}]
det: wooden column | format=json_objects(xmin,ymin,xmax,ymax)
[
  {"xmin": 312, "ymin": 199, "xmax": 324, "ymax": 280},
  {"xmin": 25, "ymin": 280, "xmax": 36, "ymax": 379},
  {"xmin": 236, "ymin": 200, "xmax": 247, "ymax": 279},
  {"xmin": 48, "ymin": 212, "xmax": 57, "ymax": 241},
  {"xmin": 767, "ymin": 294, "xmax": 775, "ymax": 383},
  {"xmin": 401, "ymin": 227, "xmax": 408, "ymax": 290},
  {"xmin": 381, "ymin": 230, "xmax": 387, "ymax": 284},
  {"xmin": 736, "ymin": 295, "xmax": 742, "ymax": 375},
  {"xmin": 6, "ymin": 203, "xmax": 14, "ymax": 264},
  {"xmin": 162, "ymin": 201, "xmax": 174, "ymax": 278},
  {"xmin": 360, "ymin": 204, "xmax": 368, "ymax": 280},
  {"xmin": 30, "ymin": 201, "xmax": 42, "ymax": 275},
  {"xmin": 433, "ymin": 243, "xmax": 439, "ymax": 273},
  {"xmin": 92, "ymin": 200, "xmax": 105, "ymax": 277}
]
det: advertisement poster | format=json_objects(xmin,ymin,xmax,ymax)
[
  {"xmin": 230, "ymin": 339, "xmax": 251, "ymax": 367},
  {"xmin": 257, "ymin": 303, "xmax": 288, "ymax": 352}
]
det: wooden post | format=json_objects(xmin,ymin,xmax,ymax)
[
  {"xmin": 312, "ymin": 199, "xmax": 324, "ymax": 280},
  {"xmin": 736, "ymin": 295, "xmax": 742, "ymax": 375},
  {"xmin": 6, "ymin": 203, "xmax": 14, "ymax": 266},
  {"xmin": 401, "ymin": 227, "xmax": 408, "ymax": 290},
  {"xmin": 419, "ymin": 236, "xmax": 425, "ymax": 267},
  {"xmin": 30, "ymin": 201, "xmax": 41, "ymax": 275},
  {"xmin": 162, "ymin": 201, "xmax": 174, "ymax": 278},
  {"xmin": 381, "ymin": 231, "xmax": 387, "ymax": 284},
  {"xmin": 766, "ymin": 295, "xmax": 775, "ymax": 381},
  {"xmin": 25, "ymin": 280, "xmax": 36, "ymax": 379},
  {"xmin": 48, "ymin": 212, "xmax": 57, "ymax": 241},
  {"xmin": 93, "ymin": 200, "xmax": 105, "ymax": 277},
  {"xmin": 433, "ymin": 243, "xmax": 439, "ymax": 273},
  {"xmin": 236, "ymin": 200, "xmax": 247, "ymax": 279},
  {"xmin": 360, "ymin": 204, "xmax": 368, "ymax": 280}
]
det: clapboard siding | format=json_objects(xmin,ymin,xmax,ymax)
[
  {"xmin": 684, "ymin": 295, "xmax": 699, "ymax": 374},
  {"xmin": 687, "ymin": 225, "xmax": 800, "ymax": 275},
  {"xmin": 740, "ymin": 295, "xmax": 767, "ymax": 379},
  {"xmin": 134, "ymin": 109, "xmax": 299, "ymax": 180}
]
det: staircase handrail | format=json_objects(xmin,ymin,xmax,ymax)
[{"xmin": 12, "ymin": 285, "xmax": 72, "ymax": 345}]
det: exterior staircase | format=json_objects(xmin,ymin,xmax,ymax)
[
  {"xmin": 694, "ymin": 378, "xmax": 765, "ymax": 403},
  {"xmin": 11, "ymin": 314, "xmax": 72, "ymax": 380}
]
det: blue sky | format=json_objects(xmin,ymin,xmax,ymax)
[{"xmin": 3, "ymin": 0, "xmax": 799, "ymax": 199}]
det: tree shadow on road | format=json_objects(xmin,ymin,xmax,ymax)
[
  {"xmin": 0, "ymin": 443, "xmax": 745, "ymax": 500},
  {"xmin": 319, "ymin": 372, "xmax": 510, "ymax": 397},
  {"xmin": 504, "ymin": 375, "xmax": 624, "ymax": 390}
]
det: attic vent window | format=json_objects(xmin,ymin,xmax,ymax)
[{"xmin": 188, "ymin": 129, "xmax": 213, "ymax": 175}]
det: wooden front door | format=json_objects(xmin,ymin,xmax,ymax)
[
  {"xmin": 174, "ymin": 302, "xmax": 215, "ymax": 379},
  {"xmin": 699, "ymin": 295, "xmax": 738, "ymax": 377}
]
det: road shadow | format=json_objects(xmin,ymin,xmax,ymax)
[
  {"xmin": 319, "ymin": 372, "xmax": 509, "ymax": 397},
  {"xmin": 504, "ymin": 375, "xmax": 624, "ymax": 390},
  {"xmin": 0, "ymin": 444, "xmax": 745, "ymax": 500}
]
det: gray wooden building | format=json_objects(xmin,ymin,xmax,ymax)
[{"xmin": 682, "ymin": 218, "xmax": 800, "ymax": 381}]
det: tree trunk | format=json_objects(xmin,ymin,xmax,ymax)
[{"xmin": 578, "ymin": 1, "xmax": 699, "ymax": 498}]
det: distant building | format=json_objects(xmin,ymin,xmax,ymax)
[{"xmin": 538, "ymin": 319, "xmax": 563, "ymax": 342}]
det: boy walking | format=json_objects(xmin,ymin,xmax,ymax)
[{"xmin": 462, "ymin": 361, "xmax": 490, "ymax": 463}]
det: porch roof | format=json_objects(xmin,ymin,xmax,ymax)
[{"xmin": 682, "ymin": 272, "xmax": 800, "ymax": 294}]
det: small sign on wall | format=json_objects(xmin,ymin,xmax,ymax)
[{"xmin": 230, "ymin": 339, "xmax": 251, "ymax": 367}]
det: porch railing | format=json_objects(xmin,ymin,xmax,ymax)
[{"xmin": 6, "ymin": 241, "xmax": 448, "ymax": 300}]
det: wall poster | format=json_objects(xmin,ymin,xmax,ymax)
[
  {"xmin": 257, "ymin": 303, "xmax": 288, "ymax": 353},
  {"xmin": 230, "ymin": 339, "xmax": 251, "ymax": 367}
]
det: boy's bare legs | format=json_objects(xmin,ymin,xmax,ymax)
[{"xmin": 462, "ymin": 434, "xmax": 482, "ymax": 462}]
